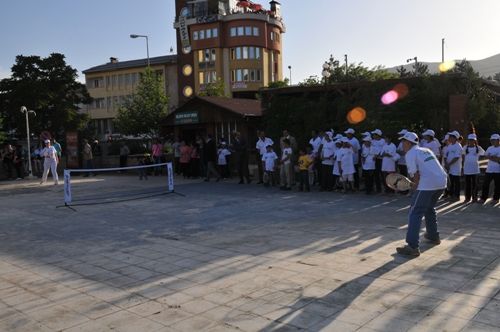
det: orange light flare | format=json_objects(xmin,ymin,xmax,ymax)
[{"xmin": 347, "ymin": 107, "xmax": 367, "ymax": 124}]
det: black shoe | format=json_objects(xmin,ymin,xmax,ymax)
[
  {"xmin": 204, "ymin": 179, "xmax": 209, "ymax": 182},
  {"xmin": 423, "ymin": 233, "xmax": 441, "ymax": 245},
  {"xmin": 257, "ymin": 181, "xmax": 263, "ymax": 184},
  {"xmin": 396, "ymin": 245, "xmax": 420, "ymax": 257}
]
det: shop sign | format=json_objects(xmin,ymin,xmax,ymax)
[{"xmin": 175, "ymin": 111, "xmax": 199, "ymax": 125}]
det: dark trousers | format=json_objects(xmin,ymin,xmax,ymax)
[
  {"xmin": 237, "ymin": 154, "xmax": 250, "ymax": 183},
  {"xmin": 264, "ymin": 171, "xmax": 275, "ymax": 186},
  {"xmin": 180, "ymin": 162, "xmax": 190, "ymax": 178},
  {"xmin": 120, "ymin": 155, "xmax": 128, "ymax": 168},
  {"xmin": 374, "ymin": 159, "xmax": 383, "ymax": 192},
  {"xmin": 353, "ymin": 164, "xmax": 360, "ymax": 189},
  {"xmin": 218, "ymin": 165, "xmax": 229, "ymax": 178},
  {"xmin": 14, "ymin": 161, "xmax": 24, "ymax": 179},
  {"xmin": 481, "ymin": 172, "xmax": 500, "ymax": 201},
  {"xmin": 398, "ymin": 165, "xmax": 408, "ymax": 177},
  {"xmin": 320, "ymin": 164, "xmax": 333, "ymax": 191},
  {"xmin": 174, "ymin": 157, "xmax": 181, "ymax": 175},
  {"xmin": 299, "ymin": 170, "xmax": 310, "ymax": 191},
  {"xmin": 364, "ymin": 169, "xmax": 374, "ymax": 194},
  {"xmin": 465, "ymin": 175, "xmax": 478, "ymax": 200},
  {"xmin": 449, "ymin": 174, "xmax": 461, "ymax": 198},
  {"xmin": 257, "ymin": 156, "xmax": 264, "ymax": 182}
]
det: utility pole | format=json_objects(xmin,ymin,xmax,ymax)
[
  {"xmin": 442, "ymin": 38, "xmax": 445, "ymax": 62},
  {"xmin": 344, "ymin": 54, "xmax": 348, "ymax": 81},
  {"xmin": 407, "ymin": 56, "xmax": 418, "ymax": 75}
]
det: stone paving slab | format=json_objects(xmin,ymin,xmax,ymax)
[{"xmin": 0, "ymin": 175, "xmax": 500, "ymax": 331}]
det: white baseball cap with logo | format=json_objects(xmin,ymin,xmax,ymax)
[
  {"xmin": 449, "ymin": 130, "xmax": 460, "ymax": 139},
  {"xmin": 422, "ymin": 129, "xmax": 435, "ymax": 137},
  {"xmin": 399, "ymin": 132, "xmax": 419, "ymax": 144},
  {"xmin": 344, "ymin": 128, "xmax": 355, "ymax": 135},
  {"xmin": 491, "ymin": 133, "xmax": 500, "ymax": 140},
  {"xmin": 371, "ymin": 129, "xmax": 383, "ymax": 136},
  {"xmin": 363, "ymin": 136, "xmax": 372, "ymax": 142},
  {"xmin": 467, "ymin": 134, "xmax": 477, "ymax": 140}
]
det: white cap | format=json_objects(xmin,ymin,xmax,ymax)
[
  {"xmin": 221, "ymin": 141, "xmax": 227, "ymax": 145},
  {"xmin": 344, "ymin": 128, "xmax": 355, "ymax": 134},
  {"xmin": 44, "ymin": 139, "xmax": 50, "ymax": 144},
  {"xmin": 491, "ymin": 133, "xmax": 500, "ymax": 140},
  {"xmin": 341, "ymin": 137, "xmax": 350, "ymax": 143},
  {"xmin": 442, "ymin": 134, "xmax": 450, "ymax": 143},
  {"xmin": 399, "ymin": 132, "xmax": 419, "ymax": 144},
  {"xmin": 325, "ymin": 131, "xmax": 333, "ymax": 139},
  {"xmin": 467, "ymin": 134, "xmax": 477, "ymax": 140},
  {"xmin": 363, "ymin": 136, "xmax": 372, "ymax": 142},
  {"xmin": 449, "ymin": 130, "xmax": 460, "ymax": 138},
  {"xmin": 361, "ymin": 131, "xmax": 371, "ymax": 137},
  {"xmin": 397, "ymin": 129, "xmax": 408, "ymax": 136},
  {"xmin": 422, "ymin": 129, "xmax": 435, "ymax": 137},
  {"xmin": 371, "ymin": 129, "xmax": 382, "ymax": 136}
]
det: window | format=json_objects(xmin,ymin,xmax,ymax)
[
  {"xmin": 211, "ymin": 49, "xmax": 216, "ymax": 61},
  {"xmin": 249, "ymin": 47, "xmax": 255, "ymax": 59},
  {"xmin": 106, "ymin": 76, "xmax": 111, "ymax": 88},
  {"xmin": 231, "ymin": 47, "xmax": 261, "ymax": 60},
  {"xmin": 237, "ymin": 26, "xmax": 244, "ymax": 36},
  {"xmin": 230, "ymin": 27, "xmax": 236, "ymax": 37},
  {"xmin": 124, "ymin": 74, "xmax": 130, "ymax": 86},
  {"xmin": 256, "ymin": 69, "xmax": 261, "ymax": 81},
  {"xmin": 193, "ymin": 31, "xmax": 199, "ymax": 40},
  {"xmin": 206, "ymin": 29, "xmax": 212, "ymax": 39},
  {"xmin": 253, "ymin": 27, "xmax": 259, "ymax": 36},
  {"xmin": 235, "ymin": 47, "xmax": 242, "ymax": 59},
  {"xmin": 204, "ymin": 49, "xmax": 211, "ymax": 62},
  {"xmin": 255, "ymin": 47, "xmax": 261, "ymax": 59},
  {"xmin": 93, "ymin": 98, "xmax": 105, "ymax": 109},
  {"xmin": 245, "ymin": 26, "xmax": 252, "ymax": 36},
  {"xmin": 200, "ymin": 30, "xmax": 206, "ymax": 39},
  {"xmin": 198, "ymin": 50, "xmax": 204, "ymax": 63},
  {"xmin": 199, "ymin": 72, "xmax": 205, "ymax": 84},
  {"xmin": 270, "ymin": 31, "xmax": 274, "ymax": 41},
  {"xmin": 236, "ymin": 70, "xmax": 242, "ymax": 82},
  {"xmin": 212, "ymin": 28, "xmax": 218, "ymax": 38},
  {"xmin": 92, "ymin": 77, "xmax": 103, "ymax": 88},
  {"xmin": 199, "ymin": 71, "xmax": 217, "ymax": 84},
  {"xmin": 242, "ymin": 47, "xmax": 248, "ymax": 59},
  {"xmin": 199, "ymin": 48, "xmax": 216, "ymax": 63},
  {"xmin": 232, "ymin": 69, "xmax": 262, "ymax": 82}
]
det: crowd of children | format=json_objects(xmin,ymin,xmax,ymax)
[{"xmin": 256, "ymin": 128, "xmax": 500, "ymax": 205}]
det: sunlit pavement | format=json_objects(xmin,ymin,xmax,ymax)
[{"xmin": 0, "ymin": 176, "xmax": 499, "ymax": 332}]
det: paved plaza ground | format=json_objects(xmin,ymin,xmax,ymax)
[{"xmin": 1, "ymin": 175, "xmax": 500, "ymax": 332}]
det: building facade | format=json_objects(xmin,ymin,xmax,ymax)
[
  {"xmin": 82, "ymin": 55, "xmax": 178, "ymax": 138},
  {"xmin": 174, "ymin": 0, "xmax": 285, "ymax": 103}
]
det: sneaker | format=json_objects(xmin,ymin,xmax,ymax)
[
  {"xmin": 396, "ymin": 245, "xmax": 420, "ymax": 257},
  {"xmin": 424, "ymin": 233, "xmax": 441, "ymax": 245}
]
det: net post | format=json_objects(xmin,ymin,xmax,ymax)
[
  {"xmin": 167, "ymin": 162, "xmax": 174, "ymax": 192},
  {"xmin": 64, "ymin": 169, "xmax": 72, "ymax": 205}
]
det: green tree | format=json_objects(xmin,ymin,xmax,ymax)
[
  {"xmin": 267, "ymin": 78, "xmax": 290, "ymax": 88},
  {"xmin": 0, "ymin": 115, "xmax": 6, "ymax": 144},
  {"xmin": 299, "ymin": 75, "xmax": 322, "ymax": 86},
  {"xmin": 321, "ymin": 55, "xmax": 397, "ymax": 84},
  {"xmin": 0, "ymin": 53, "xmax": 91, "ymax": 138},
  {"xmin": 199, "ymin": 78, "xmax": 226, "ymax": 97},
  {"xmin": 114, "ymin": 68, "xmax": 169, "ymax": 137}
]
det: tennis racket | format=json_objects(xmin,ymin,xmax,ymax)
[{"xmin": 386, "ymin": 173, "xmax": 414, "ymax": 192}]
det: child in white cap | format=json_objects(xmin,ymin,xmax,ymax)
[
  {"xmin": 479, "ymin": 134, "xmax": 500, "ymax": 204},
  {"xmin": 217, "ymin": 142, "xmax": 232, "ymax": 179},
  {"xmin": 420, "ymin": 129, "xmax": 441, "ymax": 158},
  {"xmin": 338, "ymin": 138, "xmax": 355, "ymax": 193},
  {"xmin": 444, "ymin": 131, "xmax": 463, "ymax": 201},
  {"xmin": 462, "ymin": 134, "xmax": 485, "ymax": 203}
]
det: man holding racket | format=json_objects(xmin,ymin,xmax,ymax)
[{"xmin": 396, "ymin": 132, "xmax": 448, "ymax": 257}]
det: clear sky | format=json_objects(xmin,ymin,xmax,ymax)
[{"xmin": 1, "ymin": 0, "xmax": 500, "ymax": 83}]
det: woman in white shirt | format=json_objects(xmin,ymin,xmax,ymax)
[
  {"xmin": 462, "ymin": 134, "xmax": 485, "ymax": 203},
  {"xmin": 381, "ymin": 136, "xmax": 399, "ymax": 193},
  {"xmin": 444, "ymin": 131, "xmax": 463, "ymax": 201},
  {"xmin": 479, "ymin": 134, "xmax": 500, "ymax": 204}
]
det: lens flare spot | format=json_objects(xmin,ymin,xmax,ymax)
[
  {"xmin": 393, "ymin": 83, "xmax": 409, "ymax": 99},
  {"xmin": 381, "ymin": 90, "xmax": 399, "ymax": 105},
  {"xmin": 347, "ymin": 107, "xmax": 367, "ymax": 124},
  {"xmin": 439, "ymin": 60, "xmax": 456, "ymax": 73}
]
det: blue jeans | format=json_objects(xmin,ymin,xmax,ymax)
[{"xmin": 406, "ymin": 189, "xmax": 443, "ymax": 249}]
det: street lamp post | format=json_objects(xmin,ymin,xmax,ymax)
[
  {"xmin": 288, "ymin": 65, "xmax": 292, "ymax": 85},
  {"xmin": 20, "ymin": 106, "xmax": 36, "ymax": 179},
  {"xmin": 321, "ymin": 62, "xmax": 332, "ymax": 85},
  {"xmin": 406, "ymin": 56, "xmax": 418, "ymax": 75},
  {"xmin": 130, "ymin": 34, "xmax": 150, "ymax": 66}
]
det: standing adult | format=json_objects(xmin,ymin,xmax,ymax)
[
  {"xmin": 309, "ymin": 130, "xmax": 322, "ymax": 185},
  {"xmin": 119, "ymin": 142, "xmax": 130, "ymax": 169},
  {"xmin": 152, "ymin": 138, "xmax": 163, "ymax": 176},
  {"xmin": 232, "ymin": 131, "xmax": 251, "ymax": 184},
  {"xmin": 53, "ymin": 139, "xmax": 62, "ymax": 159},
  {"xmin": 172, "ymin": 137, "xmax": 181, "ymax": 175},
  {"xmin": 396, "ymin": 132, "xmax": 447, "ymax": 257},
  {"xmin": 420, "ymin": 129, "xmax": 441, "ymax": 159},
  {"xmin": 40, "ymin": 139, "xmax": 59, "ymax": 185},
  {"xmin": 371, "ymin": 129, "xmax": 385, "ymax": 193},
  {"xmin": 256, "ymin": 131, "xmax": 273, "ymax": 184},
  {"xmin": 82, "ymin": 139, "xmax": 95, "ymax": 177},
  {"xmin": 320, "ymin": 133, "xmax": 335, "ymax": 191},
  {"xmin": 444, "ymin": 131, "xmax": 463, "ymax": 201},
  {"xmin": 345, "ymin": 128, "xmax": 361, "ymax": 190},
  {"xmin": 279, "ymin": 129, "xmax": 297, "ymax": 154},
  {"xmin": 203, "ymin": 135, "xmax": 220, "ymax": 182},
  {"xmin": 479, "ymin": 134, "xmax": 500, "ymax": 204}
]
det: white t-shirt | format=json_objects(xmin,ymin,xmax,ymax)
[
  {"xmin": 485, "ymin": 145, "xmax": 500, "ymax": 173},
  {"xmin": 338, "ymin": 148, "xmax": 355, "ymax": 175},
  {"xmin": 321, "ymin": 141, "xmax": 335, "ymax": 166},
  {"xmin": 381, "ymin": 143, "xmax": 398, "ymax": 172},
  {"xmin": 256, "ymin": 137, "xmax": 274, "ymax": 156},
  {"xmin": 217, "ymin": 148, "xmax": 231, "ymax": 165},
  {"xmin": 445, "ymin": 143, "xmax": 463, "ymax": 176},
  {"xmin": 397, "ymin": 142, "xmax": 406, "ymax": 166},
  {"xmin": 309, "ymin": 137, "xmax": 322, "ymax": 154},
  {"xmin": 281, "ymin": 147, "xmax": 292, "ymax": 165},
  {"xmin": 421, "ymin": 139, "xmax": 442, "ymax": 157},
  {"xmin": 361, "ymin": 145, "xmax": 376, "ymax": 170},
  {"xmin": 462, "ymin": 145, "xmax": 485, "ymax": 175},
  {"xmin": 371, "ymin": 138, "xmax": 385, "ymax": 158},
  {"xmin": 332, "ymin": 150, "xmax": 341, "ymax": 175},
  {"xmin": 41, "ymin": 146, "xmax": 58, "ymax": 161},
  {"xmin": 347, "ymin": 137, "xmax": 361, "ymax": 165},
  {"xmin": 405, "ymin": 146, "xmax": 447, "ymax": 191},
  {"xmin": 262, "ymin": 151, "xmax": 278, "ymax": 171}
]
